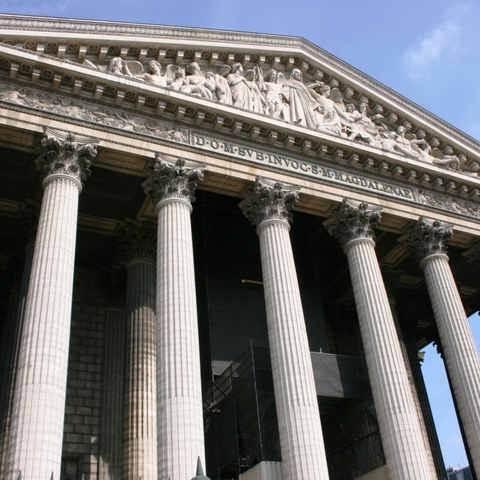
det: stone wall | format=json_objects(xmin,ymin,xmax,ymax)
[{"xmin": 62, "ymin": 302, "xmax": 105, "ymax": 480}]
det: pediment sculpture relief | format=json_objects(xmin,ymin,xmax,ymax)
[{"xmin": 82, "ymin": 56, "xmax": 477, "ymax": 176}]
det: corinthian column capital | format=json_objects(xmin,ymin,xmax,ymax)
[
  {"xmin": 35, "ymin": 127, "xmax": 98, "ymax": 188},
  {"xmin": 324, "ymin": 199, "xmax": 382, "ymax": 249},
  {"xmin": 400, "ymin": 217, "xmax": 453, "ymax": 263},
  {"xmin": 463, "ymin": 240, "xmax": 480, "ymax": 269},
  {"xmin": 143, "ymin": 153, "xmax": 205, "ymax": 207},
  {"xmin": 239, "ymin": 176, "xmax": 299, "ymax": 228},
  {"xmin": 118, "ymin": 220, "xmax": 157, "ymax": 264}
]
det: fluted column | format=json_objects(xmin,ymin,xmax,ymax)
[
  {"xmin": 119, "ymin": 221, "xmax": 158, "ymax": 480},
  {"xmin": 240, "ymin": 177, "xmax": 329, "ymax": 480},
  {"xmin": 381, "ymin": 268, "xmax": 440, "ymax": 480},
  {"xmin": 143, "ymin": 154, "xmax": 206, "ymax": 480},
  {"xmin": 98, "ymin": 269, "xmax": 126, "ymax": 480},
  {"xmin": 406, "ymin": 346, "xmax": 447, "ymax": 480},
  {"xmin": 325, "ymin": 199, "xmax": 433, "ymax": 480},
  {"xmin": 6, "ymin": 128, "xmax": 98, "ymax": 480},
  {"xmin": 402, "ymin": 217, "xmax": 480, "ymax": 476},
  {"xmin": 0, "ymin": 205, "xmax": 39, "ymax": 478}
]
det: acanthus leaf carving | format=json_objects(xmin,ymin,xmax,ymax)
[
  {"xmin": 463, "ymin": 240, "xmax": 480, "ymax": 269},
  {"xmin": 117, "ymin": 220, "xmax": 157, "ymax": 264},
  {"xmin": 324, "ymin": 199, "xmax": 382, "ymax": 249},
  {"xmin": 143, "ymin": 154, "xmax": 205, "ymax": 206},
  {"xmin": 400, "ymin": 217, "xmax": 453, "ymax": 262},
  {"xmin": 36, "ymin": 127, "xmax": 98, "ymax": 185},
  {"xmin": 239, "ymin": 176, "xmax": 299, "ymax": 227}
]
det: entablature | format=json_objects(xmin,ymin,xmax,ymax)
[
  {"xmin": 1, "ymin": 14, "xmax": 480, "ymax": 245},
  {"xmin": 1, "ymin": 63, "xmax": 480, "ymax": 210},
  {"xmin": 2, "ymin": 92, "xmax": 480, "ymax": 246}
]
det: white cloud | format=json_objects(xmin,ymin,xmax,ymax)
[{"xmin": 404, "ymin": 20, "xmax": 461, "ymax": 80}]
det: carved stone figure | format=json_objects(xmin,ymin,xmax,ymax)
[
  {"xmin": 228, "ymin": 63, "xmax": 254, "ymax": 110},
  {"xmin": 261, "ymin": 69, "xmax": 286, "ymax": 119},
  {"xmin": 315, "ymin": 104, "xmax": 343, "ymax": 136},
  {"xmin": 344, "ymin": 103, "xmax": 382, "ymax": 147},
  {"xmin": 244, "ymin": 69, "xmax": 265, "ymax": 114},
  {"xmin": 382, "ymin": 131, "xmax": 398, "ymax": 153},
  {"xmin": 390, "ymin": 126, "xmax": 420, "ymax": 159},
  {"xmin": 213, "ymin": 65, "xmax": 233, "ymax": 104},
  {"xmin": 168, "ymin": 67, "xmax": 189, "ymax": 92},
  {"xmin": 166, "ymin": 125, "xmax": 187, "ymax": 143},
  {"xmin": 185, "ymin": 62, "xmax": 214, "ymax": 100},
  {"xmin": 204, "ymin": 71, "xmax": 224, "ymax": 103},
  {"xmin": 108, "ymin": 56, "xmax": 124, "ymax": 74},
  {"xmin": 409, "ymin": 139, "xmax": 460, "ymax": 169},
  {"xmin": 282, "ymin": 69, "xmax": 318, "ymax": 129},
  {"xmin": 124, "ymin": 60, "xmax": 167, "ymax": 87},
  {"xmin": 308, "ymin": 82, "xmax": 344, "ymax": 135}
]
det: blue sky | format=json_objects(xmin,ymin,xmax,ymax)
[
  {"xmin": 2, "ymin": 0, "xmax": 480, "ymax": 470},
  {"xmin": 423, "ymin": 314, "xmax": 480, "ymax": 469}
]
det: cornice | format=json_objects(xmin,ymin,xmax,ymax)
[{"xmin": 0, "ymin": 15, "xmax": 308, "ymax": 46}]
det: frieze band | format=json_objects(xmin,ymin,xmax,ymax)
[{"xmin": 1, "ymin": 81, "xmax": 479, "ymax": 220}]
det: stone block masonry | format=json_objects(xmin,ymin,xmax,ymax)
[{"xmin": 62, "ymin": 304, "xmax": 105, "ymax": 480}]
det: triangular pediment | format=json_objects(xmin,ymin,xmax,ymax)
[{"xmin": 1, "ymin": 14, "xmax": 480, "ymax": 235}]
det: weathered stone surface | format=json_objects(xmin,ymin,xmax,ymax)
[
  {"xmin": 240, "ymin": 177, "xmax": 330, "ymax": 480},
  {"xmin": 402, "ymin": 218, "xmax": 480, "ymax": 476},
  {"xmin": 326, "ymin": 200, "xmax": 434, "ymax": 480},
  {"xmin": 0, "ymin": 14, "xmax": 480, "ymax": 480}
]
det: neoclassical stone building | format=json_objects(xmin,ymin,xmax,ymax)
[{"xmin": 0, "ymin": 14, "xmax": 479, "ymax": 480}]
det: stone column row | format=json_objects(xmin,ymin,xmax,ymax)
[
  {"xmin": 325, "ymin": 200, "xmax": 434, "ymax": 480},
  {"xmin": 402, "ymin": 218, "xmax": 480, "ymax": 477},
  {"xmin": 4, "ymin": 132, "xmax": 209, "ymax": 480},
  {"xmin": 6, "ymin": 125, "xmax": 480, "ymax": 480},
  {"xmin": 323, "ymin": 201, "xmax": 480, "ymax": 479}
]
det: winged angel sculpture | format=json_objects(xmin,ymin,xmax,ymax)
[{"xmin": 80, "ymin": 56, "xmax": 474, "ymax": 174}]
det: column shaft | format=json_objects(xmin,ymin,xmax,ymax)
[
  {"xmin": 240, "ymin": 177, "xmax": 329, "ymax": 480},
  {"xmin": 0, "ymin": 289, "xmax": 21, "ymax": 479},
  {"xmin": 0, "ymin": 241, "xmax": 35, "ymax": 478},
  {"xmin": 157, "ymin": 199, "xmax": 204, "ymax": 480},
  {"xmin": 346, "ymin": 238, "xmax": 433, "ymax": 480},
  {"xmin": 383, "ymin": 270, "xmax": 439, "ymax": 480},
  {"xmin": 7, "ymin": 176, "xmax": 80, "ymax": 480},
  {"xmin": 123, "ymin": 259, "xmax": 157, "ymax": 480},
  {"xmin": 406, "ymin": 345, "xmax": 447, "ymax": 480},
  {"xmin": 99, "ymin": 306, "xmax": 125, "ymax": 480},
  {"xmin": 144, "ymin": 154, "xmax": 206, "ymax": 480},
  {"xmin": 348, "ymin": 238, "xmax": 434, "ymax": 479},
  {"xmin": 423, "ymin": 254, "xmax": 480, "ymax": 474},
  {"xmin": 258, "ymin": 219, "xmax": 329, "ymax": 480}
]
